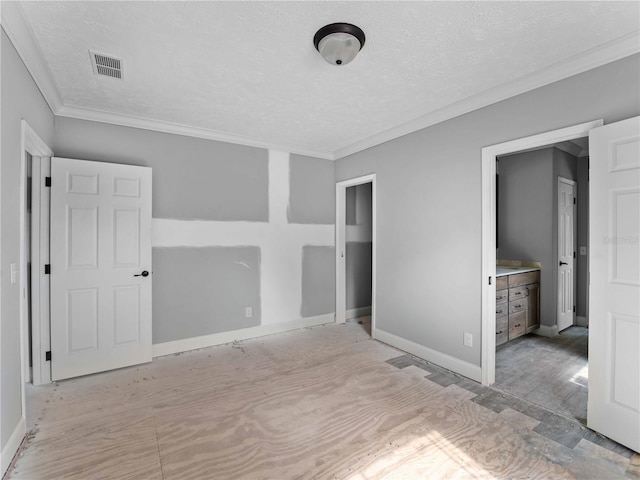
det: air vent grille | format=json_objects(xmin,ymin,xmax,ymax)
[{"xmin": 90, "ymin": 51, "xmax": 123, "ymax": 79}]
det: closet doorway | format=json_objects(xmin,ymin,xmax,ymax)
[{"xmin": 336, "ymin": 175, "xmax": 376, "ymax": 337}]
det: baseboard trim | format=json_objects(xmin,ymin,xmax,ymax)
[
  {"xmin": 152, "ymin": 313, "xmax": 335, "ymax": 357},
  {"xmin": 1, "ymin": 417, "xmax": 26, "ymax": 478},
  {"xmin": 534, "ymin": 324, "xmax": 560, "ymax": 337},
  {"xmin": 576, "ymin": 316, "xmax": 588, "ymax": 327},
  {"xmin": 346, "ymin": 306, "xmax": 371, "ymax": 320},
  {"xmin": 373, "ymin": 328, "xmax": 482, "ymax": 383}
]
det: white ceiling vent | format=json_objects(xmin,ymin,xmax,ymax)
[{"xmin": 90, "ymin": 51, "xmax": 123, "ymax": 79}]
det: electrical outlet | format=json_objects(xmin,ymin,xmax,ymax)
[
  {"xmin": 245, "ymin": 307, "xmax": 253, "ymax": 318},
  {"xmin": 463, "ymin": 332, "xmax": 473, "ymax": 347},
  {"xmin": 10, "ymin": 263, "xmax": 17, "ymax": 284}
]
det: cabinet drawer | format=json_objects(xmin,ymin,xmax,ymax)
[
  {"xmin": 509, "ymin": 285, "xmax": 529, "ymax": 301},
  {"xmin": 496, "ymin": 316, "xmax": 508, "ymax": 346},
  {"xmin": 496, "ymin": 290, "xmax": 509, "ymax": 305},
  {"xmin": 509, "ymin": 299, "xmax": 527, "ymax": 314},
  {"xmin": 496, "ymin": 276, "xmax": 508, "ymax": 291},
  {"xmin": 496, "ymin": 303, "xmax": 508, "ymax": 318},
  {"xmin": 509, "ymin": 310, "xmax": 526, "ymax": 340},
  {"xmin": 508, "ymin": 271, "xmax": 540, "ymax": 288}
]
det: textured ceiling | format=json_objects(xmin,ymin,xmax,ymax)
[{"xmin": 14, "ymin": 1, "xmax": 640, "ymax": 158}]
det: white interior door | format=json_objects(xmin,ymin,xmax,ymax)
[
  {"xmin": 588, "ymin": 116, "xmax": 640, "ymax": 452},
  {"xmin": 50, "ymin": 157, "xmax": 152, "ymax": 381},
  {"xmin": 557, "ymin": 178, "xmax": 576, "ymax": 332}
]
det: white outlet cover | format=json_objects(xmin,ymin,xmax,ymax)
[{"xmin": 10, "ymin": 263, "xmax": 17, "ymax": 284}]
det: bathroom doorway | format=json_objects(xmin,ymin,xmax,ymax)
[{"xmin": 495, "ymin": 141, "xmax": 589, "ymax": 423}]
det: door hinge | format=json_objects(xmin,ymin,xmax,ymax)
[
  {"xmin": 573, "ymin": 197, "xmax": 576, "ymax": 205},
  {"xmin": 44, "ymin": 264, "xmax": 51, "ymax": 274},
  {"xmin": 45, "ymin": 351, "xmax": 51, "ymax": 361},
  {"xmin": 573, "ymin": 306, "xmax": 576, "ymax": 313},
  {"xmin": 45, "ymin": 176, "xmax": 51, "ymax": 187},
  {"xmin": 573, "ymin": 251, "xmax": 576, "ymax": 259},
  {"xmin": 488, "ymin": 276, "xmax": 492, "ymax": 285}
]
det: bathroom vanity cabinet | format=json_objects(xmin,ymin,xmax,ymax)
[{"xmin": 495, "ymin": 268, "xmax": 540, "ymax": 346}]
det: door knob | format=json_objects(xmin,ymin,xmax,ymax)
[
  {"xmin": 559, "ymin": 261, "xmax": 568, "ymax": 266},
  {"xmin": 134, "ymin": 270, "xmax": 149, "ymax": 277}
]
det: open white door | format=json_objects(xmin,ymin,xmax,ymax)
[
  {"xmin": 50, "ymin": 158, "xmax": 152, "ymax": 380},
  {"xmin": 588, "ymin": 116, "xmax": 640, "ymax": 452},
  {"xmin": 557, "ymin": 178, "xmax": 576, "ymax": 332}
]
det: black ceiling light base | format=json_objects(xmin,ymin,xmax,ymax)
[{"xmin": 313, "ymin": 23, "xmax": 366, "ymax": 66}]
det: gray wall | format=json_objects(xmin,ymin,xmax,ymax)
[
  {"xmin": 53, "ymin": 118, "xmax": 274, "ymax": 349},
  {"xmin": 497, "ymin": 147, "xmax": 577, "ymax": 328},
  {"xmin": 498, "ymin": 149, "xmax": 554, "ymax": 325},
  {"xmin": 346, "ymin": 183, "xmax": 372, "ymax": 310},
  {"xmin": 289, "ymin": 154, "xmax": 334, "ymax": 224},
  {"xmin": 576, "ymin": 158, "xmax": 590, "ymax": 319},
  {"xmin": 1, "ymin": 28, "xmax": 55, "ymax": 448},
  {"xmin": 53, "ymin": 119, "xmax": 337, "ymax": 344},
  {"xmin": 53, "ymin": 117, "xmax": 269, "ymax": 222},
  {"xmin": 335, "ymin": 54, "xmax": 640, "ymax": 367},
  {"xmin": 346, "ymin": 243, "xmax": 372, "ymax": 310},
  {"xmin": 152, "ymin": 247, "xmax": 261, "ymax": 343},
  {"xmin": 301, "ymin": 246, "xmax": 335, "ymax": 317}
]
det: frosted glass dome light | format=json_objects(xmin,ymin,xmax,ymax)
[{"xmin": 314, "ymin": 23, "xmax": 366, "ymax": 66}]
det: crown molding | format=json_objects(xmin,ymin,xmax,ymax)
[
  {"xmin": 1, "ymin": 1, "xmax": 63, "ymax": 113},
  {"xmin": 3, "ymin": 0, "xmax": 638, "ymax": 162},
  {"xmin": 57, "ymin": 105, "xmax": 335, "ymax": 160},
  {"xmin": 333, "ymin": 30, "xmax": 640, "ymax": 160}
]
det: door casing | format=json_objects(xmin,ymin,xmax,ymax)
[
  {"xmin": 481, "ymin": 119, "xmax": 603, "ymax": 385},
  {"xmin": 335, "ymin": 174, "xmax": 376, "ymax": 336}
]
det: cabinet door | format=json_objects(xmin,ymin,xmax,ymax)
[
  {"xmin": 496, "ymin": 316, "xmax": 508, "ymax": 346},
  {"xmin": 526, "ymin": 283, "xmax": 540, "ymax": 331},
  {"xmin": 509, "ymin": 310, "xmax": 527, "ymax": 340}
]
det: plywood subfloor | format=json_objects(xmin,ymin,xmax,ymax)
[{"xmin": 8, "ymin": 320, "xmax": 637, "ymax": 479}]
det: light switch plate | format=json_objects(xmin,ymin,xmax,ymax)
[{"xmin": 580, "ymin": 246, "xmax": 587, "ymax": 256}]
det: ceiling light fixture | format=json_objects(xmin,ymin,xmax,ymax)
[{"xmin": 313, "ymin": 23, "xmax": 365, "ymax": 66}]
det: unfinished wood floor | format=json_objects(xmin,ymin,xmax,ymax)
[{"xmin": 8, "ymin": 319, "xmax": 638, "ymax": 479}]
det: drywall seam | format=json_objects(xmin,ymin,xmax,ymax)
[
  {"xmin": 346, "ymin": 229, "xmax": 372, "ymax": 243},
  {"xmin": 152, "ymin": 220, "xmax": 333, "ymax": 247},
  {"xmin": 374, "ymin": 328, "xmax": 482, "ymax": 383},
  {"xmin": 346, "ymin": 307, "xmax": 371, "ymax": 319},
  {"xmin": 152, "ymin": 313, "xmax": 334, "ymax": 357},
  {"xmin": 152, "ymin": 150, "xmax": 334, "ymax": 327}
]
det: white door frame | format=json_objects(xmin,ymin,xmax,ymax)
[
  {"xmin": 557, "ymin": 177, "xmax": 577, "ymax": 332},
  {"xmin": 336, "ymin": 174, "xmax": 376, "ymax": 337},
  {"xmin": 481, "ymin": 120, "xmax": 602, "ymax": 385},
  {"xmin": 21, "ymin": 120, "xmax": 53, "ymax": 394}
]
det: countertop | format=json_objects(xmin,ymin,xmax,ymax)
[{"xmin": 496, "ymin": 266, "xmax": 541, "ymax": 277}]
